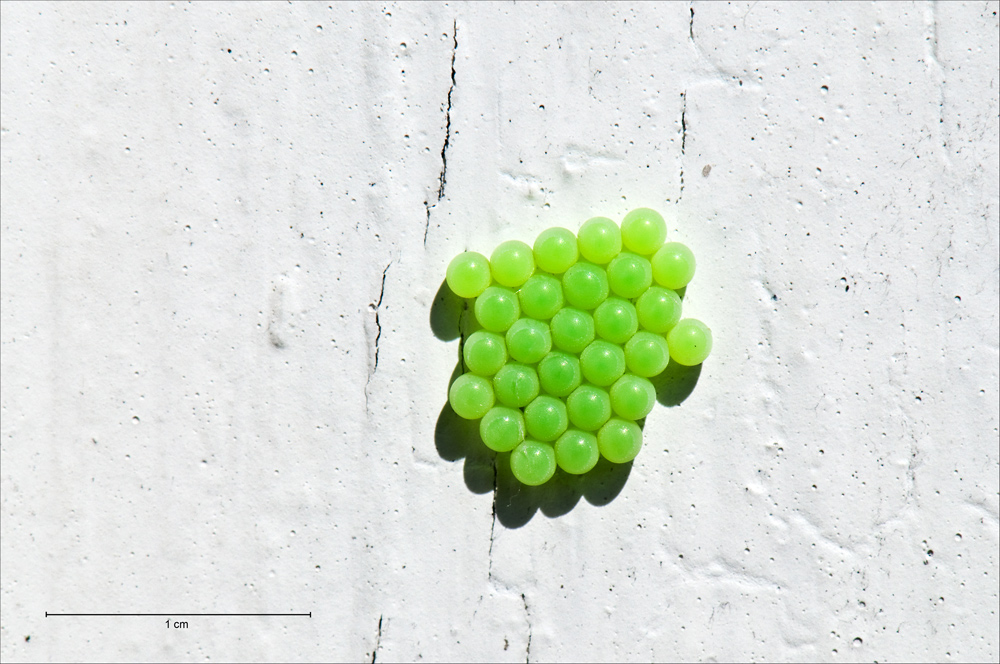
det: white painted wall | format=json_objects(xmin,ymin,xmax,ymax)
[{"xmin": 2, "ymin": 2, "xmax": 998, "ymax": 661}]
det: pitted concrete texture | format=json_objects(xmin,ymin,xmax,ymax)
[{"xmin": 2, "ymin": 2, "xmax": 998, "ymax": 662}]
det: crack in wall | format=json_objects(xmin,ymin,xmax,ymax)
[
  {"xmin": 522, "ymin": 593, "xmax": 532, "ymax": 663},
  {"xmin": 365, "ymin": 262, "xmax": 393, "ymax": 411},
  {"xmin": 457, "ymin": 298, "xmax": 468, "ymax": 373},
  {"xmin": 423, "ymin": 199, "xmax": 432, "ymax": 246},
  {"xmin": 686, "ymin": 2, "xmax": 741, "ymax": 86},
  {"xmin": 680, "ymin": 91, "xmax": 688, "ymax": 156},
  {"xmin": 438, "ymin": 20, "xmax": 457, "ymax": 201},
  {"xmin": 371, "ymin": 614, "xmax": 383, "ymax": 663},
  {"xmin": 424, "ymin": 20, "xmax": 458, "ymax": 246},
  {"xmin": 678, "ymin": 90, "xmax": 688, "ymax": 202},
  {"xmin": 372, "ymin": 262, "xmax": 392, "ymax": 372},
  {"xmin": 487, "ymin": 461, "xmax": 498, "ymax": 580}
]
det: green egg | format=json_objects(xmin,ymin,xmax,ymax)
[
  {"xmin": 666, "ymin": 318, "xmax": 713, "ymax": 366},
  {"xmin": 624, "ymin": 331, "xmax": 670, "ymax": 377},
  {"xmin": 621, "ymin": 208, "xmax": 667, "ymax": 256},
  {"xmin": 593, "ymin": 297, "xmax": 639, "ymax": 345},
  {"xmin": 635, "ymin": 286, "xmax": 682, "ymax": 334},
  {"xmin": 554, "ymin": 429, "xmax": 600, "ymax": 474},
  {"xmin": 597, "ymin": 418, "xmax": 643, "ymax": 463},
  {"xmin": 533, "ymin": 227, "xmax": 579, "ymax": 274},
  {"xmin": 493, "ymin": 363, "xmax": 541, "ymax": 408},
  {"xmin": 446, "ymin": 251, "xmax": 491, "ymax": 298},
  {"xmin": 651, "ymin": 241, "xmax": 696, "ymax": 290},
  {"xmin": 510, "ymin": 440, "xmax": 557, "ymax": 486},
  {"xmin": 479, "ymin": 406, "xmax": 525, "ymax": 452},
  {"xmin": 524, "ymin": 395, "xmax": 569, "ymax": 442},
  {"xmin": 518, "ymin": 274, "xmax": 564, "ymax": 320},
  {"xmin": 537, "ymin": 351, "xmax": 583, "ymax": 397},
  {"xmin": 607, "ymin": 252, "xmax": 653, "ymax": 299},
  {"xmin": 549, "ymin": 307, "xmax": 595, "ymax": 354},
  {"xmin": 505, "ymin": 318, "xmax": 552, "ymax": 364},
  {"xmin": 562, "ymin": 261, "xmax": 609, "ymax": 310},
  {"xmin": 580, "ymin": 340, "xmax": 627, "ymax": 387},
  {"xmin": 474, "ymin": 286, "xmax": 520, "ymax": 332},
  {"xmin": 490, "ymin": 240, "xmax": 535, "ymax": 288},
  {"xmin": 463, "ymin": 330, "xmax": 507, "ymax": 376},
  {"xmin": 577, "ymin": 216, "xmax": 622, "ymax": 265},
  {"xmin": 448, "ymin": 373, "xmax": 494, "ymax": 420},
  {"xmin": 609, "ymin": 374, "xmax": 656, "ymax": 420},
  {"xmin": 566, "ymin": 384, "xmax": 612, "ymax": 431}
]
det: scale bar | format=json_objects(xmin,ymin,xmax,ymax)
[{"xmin": 47, "ymin": 612, "xmax": 311, "ymax": 617}]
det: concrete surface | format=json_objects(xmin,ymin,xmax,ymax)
[{"xmin": 2, "ymin": 1, "xmax": 998, "ymax": 662}]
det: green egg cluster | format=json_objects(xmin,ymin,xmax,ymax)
[{"xmin": 445, "ymin": 208, "xmax": 712, "ymax": 486}]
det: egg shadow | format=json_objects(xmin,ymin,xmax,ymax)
[
  {"xmin": 492, "ymin": 453, "xmax": 632, "ymax": 527},
  {"xmin": 651, "ymin": 360, "xmax": 701, "ymax": 406},
  {"xmin": 435, "ymin": 372, "xmax": 497, "ymax": 496},
  {"xmin": 435, "ymin": 387, "xmax": 633, "ymax": 528},
  {"xmin": 430, "ymin": 278, "xmax": 464, "ymax": 341},
  {"xmin": 432, "ymin": 276, "xmax": 633, "ymax": 528}
]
